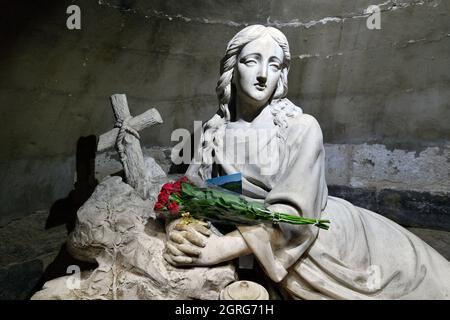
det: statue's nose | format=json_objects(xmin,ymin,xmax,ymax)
[
  {"xmin": 257, "ymin": 63, "xmax": 268, "ymax": 84},
  {"xmin": 257, "ymin": 75, "xmax": 267, "ymax": 84}
]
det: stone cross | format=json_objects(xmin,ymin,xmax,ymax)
[{"xmin": 97, "ymin": 94, "xmax": 163, "ymax": 198}]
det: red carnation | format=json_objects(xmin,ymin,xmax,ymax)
[
  {"xmin": 154, "ymin": 201, "xmax": 165, "ymax": 211},
  {"xmin": 172, "ymin": 181, "xmax": 182, "ymax": 193},
  {"xmin": 158, "ymin": 191, "xmax": 170, "ymax": 205},
  {"xmin": 167, "ymin": 201, "xmax": 179, "ymax": 215},
  {"xmin": 162, "ymin": 183, "xmax": 175, "ymax": 194}
]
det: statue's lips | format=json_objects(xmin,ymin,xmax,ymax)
[{"xmin": 254, "ymin": 83, "xmax": 266, "ymax": 91}]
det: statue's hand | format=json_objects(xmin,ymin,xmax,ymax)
[{"xmin": 164, "ymin": 218, "xmax": 212, "ymax": 266}]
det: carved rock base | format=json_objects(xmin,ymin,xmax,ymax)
[{"xmin": 31, "ymin": 176, "xmax": 236, "ymax": 300}]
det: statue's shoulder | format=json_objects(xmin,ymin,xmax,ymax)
[
  {"xmin": 293, "ymin": 113, "xmax": 321, "ymax": 129},
  {"xmin": 271, "ymin": 100, "xmax": 323, "ymax": 144},
  {"xmin": 272, "ymin": 98, "xmax": 321, "ymax": 129},
  {"xmin": 270, "ymin": 98, "xmax": 302, "ymax": 117}
]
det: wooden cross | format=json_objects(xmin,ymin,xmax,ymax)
[{"xmin": 98, "ymin": 94, "xmax": 163, "ymax": 198}]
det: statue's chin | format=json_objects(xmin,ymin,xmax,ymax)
[{"xmin": 237, "ymin": 91, "xmax": 273, "ymax": 111}]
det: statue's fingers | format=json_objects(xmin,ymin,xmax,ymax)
[
  {"xmin": 174, "ymin": 222, "xmax": 205, "ymax": 233},
  {"xmin": 192, "ymin": 223, "xmax": 212, "ymax": 236},
  {"xmin": 184, "ymin": 231, "xmax": 206, "ymax": 247},
  {"xmin": 169, "ymin": 231, "xmax": 187, "ymax": 244},
  {"xmin": 172, "ymin": 255, "xmax": 193, "ymax": 264},
  {"xmin": 174, "ymin": 222, "xmax": 188, "ymax": 232},
  {"xmin": 176, "ymin": 243, "xmax": 201, "ymax": 257},
  {"xmin": 173, "ymin": 223, "xmax": 207, "ymax": 246},
  {"xmin": 167, "ymin": 243, "xmax": 184, "ymax": 256},
  {"xmin": 163, "ymin": 253, "xmax": 176, "ymax": 266}
]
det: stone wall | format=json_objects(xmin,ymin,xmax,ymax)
[
  {"xmin": 2, "ymin": 0, "xmax": 448, "ymax": 227},
  {"xmin": 0, "ymin": 0, "xmax": 449, "ymax": 298}
]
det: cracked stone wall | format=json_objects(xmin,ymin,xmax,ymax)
[
  {"xmin": 0, "ymin": 0, "xmax": 449, "ymax": 298},
  {"xmin": 1, "ymin": 0, "xmax": 449, "ymax": 221},
  {"xmin": 2, "ymin": 0, "xmax": 448, "ymax": 223}
]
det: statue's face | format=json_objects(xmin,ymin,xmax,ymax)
[{"xmin": 234, "ymin": 34, "xmax": 284, "ymax": 108}]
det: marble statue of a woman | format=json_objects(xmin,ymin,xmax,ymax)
[{"xmin": 164, "ymin": 25, "xmax": 450, "ymax": 299}]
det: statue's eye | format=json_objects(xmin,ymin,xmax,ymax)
[
  {"xmin": 244, "ymin": 59, "xmax": 257, "ymax": 66},
  {"xmin": 270, "ymin": 63, "xmax": 281, "ymax": 70}
]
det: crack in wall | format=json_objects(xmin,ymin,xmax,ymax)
[
  {"xmin": 294, "ymin": 31, "xmax": 450, "ymax": 60},
  {"xmin": 267, "ymin": 0, "xmax": 441, "ymax": 28},
  {"xmin": 97, "ymin": 0, "xmax": 441, "ymax": 29},
  {"xmin": 297, "ymin": 53, "xmax": 343, "ymax": 60},
  {"xmin": 97, "ymin": 0, "xmax": 245, "ymax": 27},
  {"xmin": 393, "ymin": 32, "xmax": 450, "ymax": 48}
]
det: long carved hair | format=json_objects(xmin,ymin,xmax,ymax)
[{"xmin": 192, "ymin": 25, "xmax": 294, "ymax": 179}]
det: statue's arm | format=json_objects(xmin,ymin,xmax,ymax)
[{"xmin": 194, "ymin": 230, "xmax": 252, "ymax": 266}]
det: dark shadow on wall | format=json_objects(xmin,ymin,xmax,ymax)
[
  {"xmin": 45, "ymin": 135, "xmax": 98, "ymax": 233},
  {"xmin": 28, "ymin": 135, "xmax": 99, "ymax": 298}
]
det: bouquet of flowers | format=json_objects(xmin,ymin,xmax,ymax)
[{"xmin": 153, "ymin": 176, "xmax": 330, "ymax": 230}]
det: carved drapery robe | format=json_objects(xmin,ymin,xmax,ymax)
[{"xmin": 188, "ymin": 98, "xmax": 450, "ymax": 299}]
